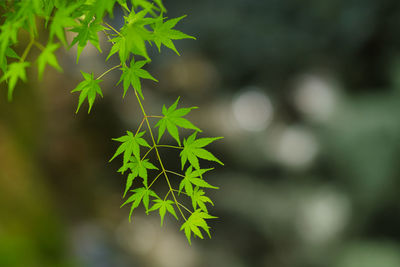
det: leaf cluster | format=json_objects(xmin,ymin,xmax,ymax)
[{"xmin": 0, "ymin": 0, "xmax": 223, "ymax": 245}]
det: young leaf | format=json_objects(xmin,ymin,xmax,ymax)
[
  {"xmin": 70, "ymin": 19, "xmax": 106, "ymax": 63},
  {"xmin": 0, "ymin": 47, "xmax": 20, "ymax": 72},
  {"xmin": 0, "ymin": 61, "xmax": 30, "ymax": 101},
  {"xmin": 88, "ymin": 0, "xmax": 117, "ymax": 19},
  {"xmin": 49, "ymin": 2, "xmax": 79, "ymax": 45},
  {"xmin": 110, "ymin": 131, "xmax": 151, "ymax": 167},
  {"xmin": 119, "ymin": 156, "xmax": 158, "ymax": 194},
  {"xmin": 192, "ymin": 187, "xmax": 214, "ymax": 212},
  {"xmin": 121, "ymin": 187, "xmax": 158, "ymax": 221},
  {"xmin": 37, "ymin": 43, "xmax": 62, "ymax": 80},
  {"xmin": 180, "ymin": 210, "xmax": 217, "ymax": 245},
  {"xmin": 155, "ymin": 97, "xmax": 201, "ymax": 146},
  {"xmin": 180, "ymin": 132, "xmax": 224, "ymax": 170},
  {"xmin": 152, "ymin": 15, "xmax": 196, "ymax": 55},
  {"xmin": 148, "ymin": 199, "xmax": 178, "ymax": 226},
  {"xmin": 71, "ymin": 71, "xmax": 103, "ymax": 113},
  {"xmin": 118, "ymin": 60, "xmax": 158, "ymax": 98},
  {"xmin": 178, "ymin": 166, "xmax": 217, "ymax": 196}
]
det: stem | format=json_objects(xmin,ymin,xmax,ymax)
[
  {"xmin": 141, "ymin": 146, "xmax": 154, "ymax": 160},
  {"xmin": 177, "ymin": 202, "xmax": 193, "ymax": 214},
  {"xmin": 147, "ymin": 115, "xmax": 163, "ymax": 118},
  {"xmin": 157, "ymin": 144, "xmax": 183, "ymax": 150},
  {"xmin": 34, "ymin": 41, "xmax": 45, "ymax": 51},
  {"xmin": 148, "ymin": 171, "xmax": 163, "ymax": 189},
  {"xmin": 97, "ymin": 64, "xmax": 121, "ymax": 80},
  {"xmin": 104, "ymin": 22, "xmax": 121, "ymax": 35},
  {"xmin": 165, "ymin": 170, "xmax": 185, "ymax": 178},
  {"xmin": 20, "ymin": 37, "xmax": 34, "ymax": 62},
  {"xmin": 134, "ymin": 90, "xmax": 187, "ymax": 221},
  {"xmin": 136, "ymin": 117, "xmax": 146, "ymax": 135},
  {"xmin": 171, "ymin": 189, "xmax": 190, "ymax": 197}
]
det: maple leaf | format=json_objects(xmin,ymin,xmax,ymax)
[
  {"xmin": 148, "ymin": 199, "xmax": 178, "ymax": 226},
  {"xmin": 155, "ymin": 97, "xmax": 201, "ymax": 146},
  {"xmin": 118, "ymin": 156, "xmax": 158, "ymax": 196},
  {"xmin": 0, "ymin": 21, "xmax": 22, "ymax": 61},
  {"xmin": 109, "ymin": 130, "xmax": 151, "ymax": 167},
  {"xmin": 121, "ymin": 187, "xmax": 158, "ymax": 221},
  {"xmin": 152, "ymin": 15, "xmax": 195, "ymax": 55},
  {"xmin": 178, "ymin": 166, "xmax": 217, "ymax": 196},
  {"xmin": 70, "ymin": 19, "xmax": 106, "ymax": 63},
  {"xmin": 180, "ymin": 132, "xmax": 223, "ymax": 170},
  {"xmin": 192, "ymin": 187, "xmax": 214, "ymax": 212},
  {"xmin": 49, "ymin": 2, "xmax": 79, "ymax": 45},
  {"xmin": 71, "ymin": 71, "xmax": 103, "ymax": 113},
  {"xmin": 180, "ymin": 210, "xmax": 217, "ymax": 245},
  {"xmin": 0, "ymin": 61, "xmax": 30, "ymax": 101},
  {"xmin": 86, "ymin": 0, "xmax": 117, "ymax": 19},
  {"xmin": 37, "ymin": 43, "xmax": 62, "ymax": 80},
  {"xmin": 117, "ymin": 60, "xmax": 157, "ymax": 98},
  {"xmin": 0, "ymin": 47, "xmax": 20, "ymax": 72}
]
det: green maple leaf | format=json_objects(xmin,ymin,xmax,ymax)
[
  {"xmin": 180, "ymin": 210, "xmax": 217, "ymax": 245},
  {"xmin": 152, "ymin": 15, "xmax": 195, "ymax": 55},
  {"xmin": 71, "ymin": 71, "xmax": 103, "ymax": 113},
  {"xmin": 86, "ymin": 0, "xmax": 117, "ymax": 18},
  {"xmin": 0, "ymin": 61, "xmax": 30, "ymax": 101},
  {"xmin": 118, "ymin": 156, "xmax": 158, "ymax": 196},
  {"xmin": 70, "ymin": 19, "xmax": 106, "ymax": 63},
  {"xmin": 0, "ymin": 47, "xmax": 20, "ymax": 72},
  {"xmin": 153, "ymin": 0, "xmax": 166, "ymax": 12},
  {"xmin": 148, "ymin": 199, "xmax": 178, "ymax": 226},
  {"xmin": 106, "ymin": 36, "xmax": 128, "ymax": 63},
  {"xmin": 178, "ymin": 166, "xmax": 217, "ymax": 196},
  {"xmin": 192, "ymin": 187, "xmax": 214, "ymax": 212},
  {"xmin": 0, "ymin": 21, "xmax": 22, "ymax": 61},
  {"xmin": 121, "ymin": 187, "xmax": 158, "ymax": 221},
  {"xmin": 106, "ymin": 9, "xmax": 155, "ymax": 62},
  {"xmin": 37, "ymin": 43, "xmax": 62, "ymax": 80},
  {"xmin": 40, "ymin": 0, "xmax": 55, "ymax": 27},
  {"xmin": 155, "ymin": 97, "xmax": 201, "ymax": 146},
  {"xmin": 109, "ymin": 130, "xmax": 151, "ymax": 167},
  {"xmin": 180, "ymin": 132, "xmax": 223, "ymax": 170},
  {"xmin": 117, "ymin": 60, "xmax": 157, "ymax": 98},
  {"xmin": 49, "ymin": 2, "xmax": 79, "ymax": 45}
]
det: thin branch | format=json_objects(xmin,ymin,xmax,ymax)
[
  {"xmin": 97, "ymin": 64, "xmax": 121, "ymax": 80},
  {"xmin": 134, "ymin": 90, "xmax": 187, "ymax": 221}
]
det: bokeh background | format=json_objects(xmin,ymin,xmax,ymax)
[{"xmin": 2, "ymin": 0, "xmax": 400, "ymax": 266}]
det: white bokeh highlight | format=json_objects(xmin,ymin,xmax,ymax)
[{"xmin": 232, "ymin": 87, "xmax": 273, "ymax": 132}]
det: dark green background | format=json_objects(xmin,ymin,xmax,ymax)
[{"xmin": 2, "ymin": 0, "xmax": 400, "ymax": 266}]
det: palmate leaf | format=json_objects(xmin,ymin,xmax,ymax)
[
  {"xmin": 86, "ymin": 0, "xmax": 117, "ymax": 19},
  {"xmin": 0, "ymin": 47, "xmax": 20, "ymax": 73},
  {"xmin": 178, "ymin": 166, "xmax": 217, "ymax": 196},
  {"xmin": 49, "ymin": 2, "xmax": 79, "ymax": 45},
  {"xmin": 109, "ymin": 130, "xmax": 151, "ymax": 167},
  {"xmin": 0, "ymin": 61, "xmax": 30, "ymax": 101},
  {"xmin": 117, "ymin": 60, "xmax": 158, "ymax": 98},
  {"xmin": 148, "ymin": 199, "xmax": 178, "ymax": 226},
  {"xmin": 71, "ymin": 71, "xmax": 103, "ymax": 113},
  {"xmin": 37, "ymin": 43, "xmax": 62, "ymax": 80},
  {"xmin": 121, "ymin": 187, "xmax": 158, "ymax": 222},
  {"xmin": 180, "ymin": 132, "xmax": 223, "ymax": 170},
  {"xmin": 0, "ymin": 21, "xmax": 22, "ymax": 63},
  {"xmin": 152, "ymin": 15, "xmax": 195, "ymax": 55},
  {"xmin": 192, "ymin": 187, "xmax": 214, "ymax": 212},
  {"xmin": 180, "ymin": 210, "xmax": 217, "ymax": 245},
  {"xmin": 155, "ymin": 97, "xmax": 201, "ymax": 146},
  {"xmin": 70, "ymin": 18, "xmax": 106, "ymax": 63},
  {"xmin": 118, "ymin": 156, "xmax": 158, "ymax": 196}
]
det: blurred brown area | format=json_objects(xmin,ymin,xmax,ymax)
[{"xmin": 3, "ymin": 0, "xmax": 400, "ymax": 266}]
